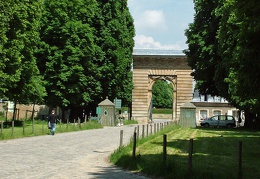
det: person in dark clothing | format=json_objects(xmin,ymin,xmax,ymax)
[{"xmin": 48, "ymin": 110, "xmax": 58, "ymax": 135}]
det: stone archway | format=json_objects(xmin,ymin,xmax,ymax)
[
  {"xmin": 148, "ymin": 73, "xmax": 177, "ymax": 121},
  {"xmin": 132, "ymin": 50, "xmax": 193, "ymax": 123}
]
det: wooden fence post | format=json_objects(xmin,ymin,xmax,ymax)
[
  {"xmin": 78, "ymin": 118, "xmax": 81, "ymax": 129},
  {"xmin": 137, "ymin": 126, "xmax": 139, "ymax": 139},
  {"xmin": 59, "ymin": 118, "xmax": 61, "ymax": 128},
  {"xmin": 142, "ymin": 125, "xmax": 145, "ymax": 138},
  {"xmin": 163, "ymin": 134, "xmax": 167, "ymax": 162},
  {"xmin": 188, "ymin": 138, "xmax": 193, "ymax": 175},
  {"xmin": 32, "ymin": 117, "xmax": 34, "ymax": 133},
  {"xmin": 132, "ymin": 132, "xmax": 137, "ymax": 160},
  {"xmin": 42, "ymin": 120, "xmax": 44, "ymax": 133},
  {"xmin": 238, "ymin": 141, "xmax": 242, "ymax": 179},
  {"xmin": 1, "ymin": 121, "xmax": 3, "ymax": 134},
  {"xmin": 5, "ymin": 110, "xmax": 7, "ymax": 123},
  {"xmin": 12, "ymin": 120, "xmax": 14, "ymax": 137},
  {"xmin": 1, "ymin": 121, "xmax": 4, "ymax": 134},
  {"xmin": 146, "ymin": 124, "xmax": 149, "ymax": 137},
  {"xmin": 120, "ymin": 130, "xmax": 123, "ymax": 147},
  {"xmin": 23, "ymin": 120, "xmax": 25, "ymax": 135}
]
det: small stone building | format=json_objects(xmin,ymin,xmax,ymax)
[{"xmin": 98, "ymin": 97, "xmax": 116, "ymax": 126}]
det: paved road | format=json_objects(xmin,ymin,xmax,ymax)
[{"xmin": 0, "ymin": 124, "xmax": 151, "ymax": 179}]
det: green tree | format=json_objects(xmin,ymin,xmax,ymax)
[
  {"xmin": 0, "ymin": 0, "xmax": 46, "ymax": 109},
  {"xmin": 152, "ymin": 80, "xmax": 173, "ymax": 108},
  {"xmin": 38, "ymin": 0, "xmax": 102, "ymax": 117},
  {"xmin": 185, "ymin": 0, "xmax": 260, "ymax": 127},
  {"xmin": 95, "ymin": 0, "xmax": 135, "ymax": 105},
  {"xmin": 217, "ymin": 0, "xmax": 260, "ymax": 126},
  {"xmin": 184, "ymin": 0, "xmax": 224, "ymax": 97},
  {"xmin": 38, "ymin": 0, "xmax": 134, "ymax": 119}
]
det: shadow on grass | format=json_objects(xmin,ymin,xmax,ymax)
[{"xmin": 113, "ymin": 128, "xmax": 260, "ymax": 179}]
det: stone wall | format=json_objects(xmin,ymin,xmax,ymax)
[{"xmin": 0, "ymin": 102, "xmax": 49, "ymax": 120}]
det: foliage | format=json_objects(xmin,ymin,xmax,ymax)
[
  {"xmin": 185, "ymin": 0, "xmax": 260, "ymax": 127},
  {"xmin": 0, "ymin": 0, "xmax": 46, "ymax": 104},
  {"xmin": 152, "ymin": 80, "xmax": 173, "ymax": 108},
  {"xmin": 184, "ymin": 0, "xmax": 223, "ymax": 97},
  {"xmin": 38, "ymin": 0, "xmax": 102, "ymax": 110},
  {"xmin": 217, "ymin": 0, "xmax": 260, "ymax": 112},
  {"xmin": 95, "ymin": 0, "xmax": 135, "ymax": 105},
  {"xmin": 37, "ymin": 0, "xmax": 135, "ymax": 118},
  {"xmin": 110, "ymin": 126, "xmax": 260, "ymax": 178}
]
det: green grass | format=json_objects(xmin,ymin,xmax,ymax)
[
  {"xmin": 0, "ymin": 119, "xmax": 103, "ymax": 140},
  {"xmin": 110, "ymin": 125, "xmax": 260, "ymax": 179},
  {"xmin": 123, "ymin": 119, "xmax": 138, "ymax": 125},
  {"xmin": 152, "ymin": 108, "xmax": 172, "ymax": 114},
  {"xmin": 0, "ymin": 118, "xmax": 139, "ymax": 140}
]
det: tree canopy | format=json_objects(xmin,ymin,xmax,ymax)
[
  {"xmin": 37, "ymin": 0, "xmax": 102, "ymax": 110},
  {"xmin": 37, "ymin": 0, "xmax": 135, "ymax": 118},
  {"xmin": 185, "ymin": 0, "xmax": 260, "ymax": 127},
  {"xmin": 1, "ymin": 0, "xmax": 135, "ymax": 120},
  {"xmin": 0, "ymin": 0, "xmax": 46, "ymax": 105}
]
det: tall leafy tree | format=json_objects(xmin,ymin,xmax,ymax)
[
  {"xmin": 185, "ymin": 0, "xmax": 260, "ymax": 127},
  {"xmin": 184, "ymin": 0, "xmax": 224, "ymax": 97},
  {"xmin": 38, "ymin": 0, "xmax": 134, "ymax": 119},
  {"xmin": 217, "ymin": 0, "xmax": 260, "ymax": 126},
  {"xmin": 95, "ymin": 0, "xmax": 135, "ymax": 105},
  {"xmin": 38, "ymin": 0, "xmax": 102, "ymax": 117},
  {"xmin": 0, "ymin": 0, "xmax": 46, "ymax": 107}
]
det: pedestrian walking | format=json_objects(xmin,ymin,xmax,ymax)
[{"xmin": 48, "ymin": 110, "xmax": 58, "ymax": 135}]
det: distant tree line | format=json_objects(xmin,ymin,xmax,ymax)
[
  {"xmin": 0, "ymin": 0, "xmax": 135, "ymax": 121},
  {"xmin": 185, "ymin": 0, "xmax": 260, "ymax": 128}
]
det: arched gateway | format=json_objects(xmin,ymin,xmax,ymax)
[{"xmin": 132, "ymin": 49, "xmax": 193, "ymax": 123}]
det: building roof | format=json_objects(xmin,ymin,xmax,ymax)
[
  {"xmin": 98, "ymin": 97, "xmax": 115, "ymax": 106},
  {"xmin": 133, "ymin": 48, "xmax": 185, "ymax": 56}
]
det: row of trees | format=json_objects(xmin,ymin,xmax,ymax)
[
  {"xmin": 185, "ymin": 0, "xmax": 260, "ymax": 127},
  {"xmin": 0, "ymin": 0, "xmax": 135, "ymax": 120}
]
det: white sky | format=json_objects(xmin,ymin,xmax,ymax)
[{"xmin": 128, "ymin": 0, "xmax": 195, "ymax": 50}]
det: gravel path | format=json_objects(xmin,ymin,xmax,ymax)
[{"xmin": 0, "ymin": 124, "xmax": 151, "ymax": 179}]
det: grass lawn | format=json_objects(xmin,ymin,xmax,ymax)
[
  {"xmin": 0, "ymin": 118, "xmax": 138, "ymax": 140},
  {"xmin": 0, "ymin": 119, "xmax": 103, "ymax": 140},
  {"xmin": 152, "ymin": 108, "xmax": 172, "ymax": 114},
  {"xmin": 110, "ymin": 125, "xmax": 260, "ymax": 179}
]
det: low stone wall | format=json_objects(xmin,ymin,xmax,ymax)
[{"xmin": 0, "ymin": 103, "xmax": 49, "ymax": 120}]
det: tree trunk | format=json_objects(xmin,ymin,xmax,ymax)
[{"xmin": 31, "ymin": 103, "xmax": 35, "ymax": 120}]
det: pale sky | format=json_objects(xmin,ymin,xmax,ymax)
[{"xmin": 128, "ymin": 0, "xmax": 195, "ymax": 50}]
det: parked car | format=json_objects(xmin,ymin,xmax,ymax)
[{"xmin": 200, "ymin": 115, "xmax": 236, "ymax": 128}]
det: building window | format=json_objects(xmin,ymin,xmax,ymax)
[
  {"xmin": 200, "ymin": 110, "xmax": 208, "ymax": 120},
  {"xmin": 213, "ymin": 110, "xmax": 221, "ymax": 116}
]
